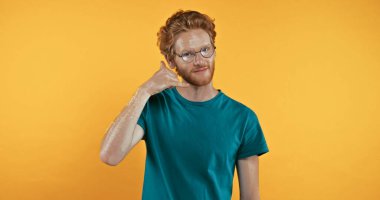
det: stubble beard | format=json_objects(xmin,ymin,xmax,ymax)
[{"xmin": 176, "ymin": 61, "xmax": 215, "ymax": 87}]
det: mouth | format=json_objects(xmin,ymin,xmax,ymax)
[{"xmin": 193, "ymin": 67, "xmax": 208, "ymax": 73}]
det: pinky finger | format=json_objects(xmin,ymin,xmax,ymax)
[{"xmin": 171, "ymin": 81, "xmax": 190, "ymax": 87}]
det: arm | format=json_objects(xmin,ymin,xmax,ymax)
[
  {"xmin": 99, "ymin": 61, "xmax": 189, "ymax": 166},
  {"xmin": 236, "ymin": 155, "xmax": 260, "ymax": 200},
  {"xmin": 100, "ymin": 87, "xmax": 150, "ymax": 166}
]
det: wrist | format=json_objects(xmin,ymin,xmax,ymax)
[{"xmin": 137, "ymin": 85, "xmax": 152, "ymax": 99}]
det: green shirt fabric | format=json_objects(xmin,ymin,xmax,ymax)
[{"xmin": 137, "ymin": 87, "xmax": 269, "ymax": 200}]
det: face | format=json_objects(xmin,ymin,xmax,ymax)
[{"xmin": 169, "ymin": 29, "xmax": 216, "ymax": 87}]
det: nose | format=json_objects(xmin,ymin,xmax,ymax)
[{"xmin": 193, "ymin": 52, "xmax": 203, "ymax": 65}]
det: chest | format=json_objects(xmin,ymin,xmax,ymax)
[{"xmin": 148, "ymin": 105, "xmax": 243, "ymax": 162}]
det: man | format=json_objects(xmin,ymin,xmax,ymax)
[{"xmin": 100, "ymin": 10, "xmax": 269, "ymax": 200}]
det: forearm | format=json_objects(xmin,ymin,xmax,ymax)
[
  {"xmin": 240, "ymin": 193, "xmax": 260, "ymax": 200},
  {"xmin": 100, "ymin": 86, "xmax": 150, "ymax": 165},
  {"xmin": 240, "ymin": 188, "xmax": 260, "ymax": 200}
]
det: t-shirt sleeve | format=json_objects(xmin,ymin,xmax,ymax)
[
  {"xmin": 136, "ymin": 101, "xmax": 148, "ymax": 141},
  {"xmin": 237, "ymin": 110, "xmax": 269, "ymax": 159}
]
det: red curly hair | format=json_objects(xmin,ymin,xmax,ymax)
[{"xmin": 157, "ymin": 10, "xmax": 216, "ymax": 62}]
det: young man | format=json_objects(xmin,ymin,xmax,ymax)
[{"xmin": 100, "ymin": 10, "xmax": 269, "ymax": 200}]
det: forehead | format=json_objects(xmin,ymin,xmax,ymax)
[{"xmin": 174, "ymin": 29, "xmax": 211, "ymax": 52}]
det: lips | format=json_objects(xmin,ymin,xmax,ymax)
[{"xmin": 193, "ymin": 67, "xmax": 208, "ymax": 72}]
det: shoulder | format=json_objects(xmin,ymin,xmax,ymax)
[{"xmin": 222, "ymin": 92, "xmax": 258, "ymax": 118}]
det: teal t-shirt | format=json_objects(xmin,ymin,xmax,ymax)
[{"xmin": 137, "ymin": 87, "xmax": 269, "ymax": 200}]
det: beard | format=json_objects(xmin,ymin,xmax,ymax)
[{"xmin": 175, "ymin": 61, "xmax": 215, "ymax": 87}]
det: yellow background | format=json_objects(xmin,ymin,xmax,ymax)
[{"xmin": 1, "ymin": 0, "xmax": 379, "ymax": 199}]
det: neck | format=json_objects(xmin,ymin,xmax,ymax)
[{"xmin": 175, "ymin": 82, "xmax": 219, "ymax": 102}]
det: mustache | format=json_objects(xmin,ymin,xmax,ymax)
[{"xmin": 193, "ymin": 64, "xmax": 209, "ymax": 71}]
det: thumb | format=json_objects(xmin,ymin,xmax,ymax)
[{"xmin": 160, "ymin": 61, "xmax": 166, "ymax": 70}]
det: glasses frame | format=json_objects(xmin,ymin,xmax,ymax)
[{"xmin": 174, "ymin": 45, "xmax": 216, "ymax": 63}]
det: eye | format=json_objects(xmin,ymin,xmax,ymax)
[
  {"xmin": 181, "ymin": 52, "xmax": 191, "ymax": 57},
  {"xmin": 201, "ymin": 47, "xmax": 209, "ymax": 52}
]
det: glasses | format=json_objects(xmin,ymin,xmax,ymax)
[{"xmin": 174, "ymin": 45, "xmax": 216, "ymax": 63}]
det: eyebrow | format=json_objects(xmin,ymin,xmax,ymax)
[{"xmin": 180, "ymin": 44, "xmax": 212, "ymax": 53}]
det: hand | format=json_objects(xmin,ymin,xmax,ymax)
[{"xmin": 140, "ymin": 61, "xmax": 190, "ymax": 96}]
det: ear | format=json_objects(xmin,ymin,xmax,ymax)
[
  {"xmin": 169, "ymin": 61, "xmax": 176, "ymax": 69},
  {"xmin": 165, "ymin": 55, "xmax": 176, "ymax": 69}
]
